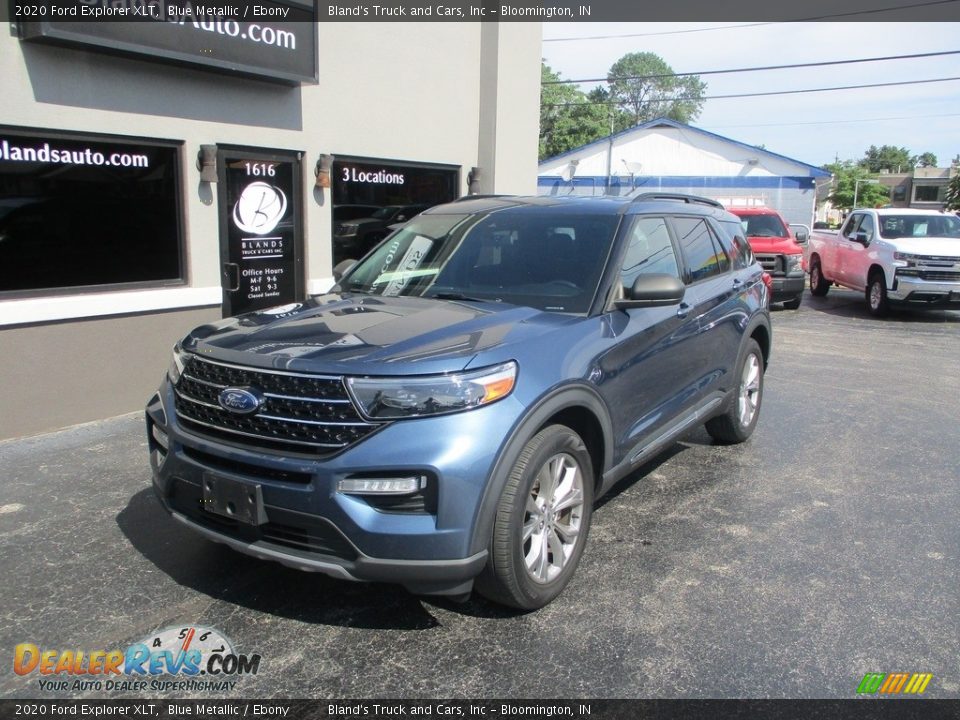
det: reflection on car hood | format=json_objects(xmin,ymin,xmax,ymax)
[{"xmin": 183, "ymin": 294, "xmax": 577, "ymax": 376}]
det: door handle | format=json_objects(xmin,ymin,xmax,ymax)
[
  {"xmin": 223, "ymin": 263, "xmax": 240, "ymax": 292},
  {"xmin": 732, "ymin": 277, "xmax": 743, "ymax": 289},
  {"xmin": 677, "ymin": 302, "xmax": 691, "ymax": 319}
]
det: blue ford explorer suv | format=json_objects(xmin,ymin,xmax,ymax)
[{"xmin": 146, "ymin": 193, "xmax": 771, "ymax": 609}]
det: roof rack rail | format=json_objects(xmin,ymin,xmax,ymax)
[{"xmin": 630, "ymin": 192, "xmax": 724, "ymax": 209}]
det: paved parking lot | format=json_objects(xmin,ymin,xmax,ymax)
[{"xmin": 2, "ymin": 287, "xmax": 958, "ymax": 700}]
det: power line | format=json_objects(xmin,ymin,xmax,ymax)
[
  {"xmin": 542, "ymin": 0, "xmax": 960, "ymax": 41},
  {"xmin": 543, "ymin": 76, "xmax": 960, "ymax": 107},
  {"xmin": 793, "ymin": 0, "xmax": 960, "ymax": 20},
  {"xmin": 708, "ymin": 112, "xmax": 960, "ymax": 130},
  {"xmin": 542, "ymin": 50, "xmax": 960, "ymax": 85},
  {"xmin": 544, "ymin": 22, "xmax": 776, "ymax": 43}
]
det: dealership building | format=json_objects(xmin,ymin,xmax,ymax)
[{"xmin": 0, "ymin": 14, "xmax": 541, "ymax": 439}]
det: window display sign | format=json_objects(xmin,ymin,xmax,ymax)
[
  {"xmin": 219, "ymin": 149, "xmax": 302, "ymax": 317},
  {"xmin": 18, "ymin": 0, "xmax": 317, "ymax": 86},
  {"xmin": 0, "ymin": 128, "xmax": 182, "ymax": 295}
]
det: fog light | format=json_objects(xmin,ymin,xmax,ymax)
[
  {"xmin": 338, "ymin": 476, "xmax": 426, "ymax": 495},
  {"xmin": 151, "ymin": 424, "xmax": 169, "ymax": 451}
]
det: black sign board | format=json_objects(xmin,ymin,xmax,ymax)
[
  {"xmin": 219, "ymin": 148, "xmax": 302, "ymax": 316},
  {"xmin": 18, "ymin": 1, "xmax": 317, "ymax": 85}
]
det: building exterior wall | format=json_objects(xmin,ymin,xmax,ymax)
[
  {"xmin": 538, "ymin": 121, "xmax": 827, "ymax": 229},
  {"xmin": 0, "ymin": 22, "xmax": 542, "ymax": 439}
]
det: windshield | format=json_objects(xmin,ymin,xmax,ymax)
[
  {"xmin": 738, "ymin": 214, "xmax": 788, "ymax": 238},
  {"xmin": 339, "ymin": 209, "xmax": 620, "ymax": 314},
  {"xmin": 878, "ymin": 214, "xmax": 960, "ymax": 239}
]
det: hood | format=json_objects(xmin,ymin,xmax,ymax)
[
  {"xmin": 341, "ymin": 218, "xmax": 386, "ymax": 229},
  {"xmin": 881, "ymin": 236, "xmax": 960, "ymax": 258},
  {"xmin": 182, "ymin": 294, "xmax": 576, "ymax": 376},
  {"xmin": 745, "ymin": 235, "xmax": 802, "ymax": 254}
]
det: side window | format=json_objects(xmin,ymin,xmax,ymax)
[
  {"xmin": 716, "ymin": 219, "xmax": 753, "ymax": 269},
  {"xmin": 841, "ymin": 214, "xmax": 862, "ymax": 238},
  {"xmin": 673, "ymin": 216, "xmax": 729, "ymax": 282},
  {"xmin": 620, "ymin": 216, "xmax": 680, "ymax": 291}
]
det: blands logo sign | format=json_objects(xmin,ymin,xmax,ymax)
[{"xmin": 856, "ymin": 672, "xmax": 933, "ymax": 695}]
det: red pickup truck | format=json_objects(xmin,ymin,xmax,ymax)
[{"xmin": 727, "ymin": 207, "xmax": 806, "ymax": 310}]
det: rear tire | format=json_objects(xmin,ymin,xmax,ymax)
[
  {"xmin": 475, "ymin": 424, "xmax": 594, "ymax": 610},
  {"xmin": 706, "ymin": 339, "xmax": 764, "ymax": 445},
  {"xmin": 809, "ymin": 258, "xmax": 830, "ymax": 296},
  {"xmin": 867, "ymin": 271, "xmax": 890, "ymax": 317}
]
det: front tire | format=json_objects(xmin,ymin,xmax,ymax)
[
  {"xmin": 809, "ymin": 257, "xmax": 830, "ymax": 296},
  {"xmin": 867, "ymin": 271, "xmax": 890, "ymax": 317},
  {"xmin": 476, "ymin": 425, "xmax": 594, "ymax": 610},
  {"xmin": 706, "ymin": 339, "xmax": 764, "ymax": 445}
]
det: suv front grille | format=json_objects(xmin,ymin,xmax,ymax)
[
  {"xmin": 174, "ymin": 356, "xmax": 377, "ymax": 455},
  {"xmin": 917, "ymin": 270, "xmax": 960, "ymax": 282}
]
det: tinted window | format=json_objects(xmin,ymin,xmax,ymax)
[
  {"xmin": 673, "ymin": 216, "xmax": 729, "ymax": 282},
  {"xmin": 620, "ymin": 216, "xmax": 680, "ymax": 291},
  {"xmin": 0, "ymin": 131, "xmax": 181, "ymax": 294},
  {"xmin": 341, "ymin": 210, "xmax": 618, "ymax": 314},
  {"xmin": 716, "ymin": 219, "xmax": 754, "ymax": 269},
  {"xmin": 841, "ymin": 214, "xmax": 862, "ymax": 237}
]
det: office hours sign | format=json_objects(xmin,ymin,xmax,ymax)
[{"xmin": 220, "ymin": 150, "xmax": 303, "ymax": 316}]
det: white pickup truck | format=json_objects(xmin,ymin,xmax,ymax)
[{"xmin": 805, "ymin": 208, "xmax": 960, "ymax": 316}]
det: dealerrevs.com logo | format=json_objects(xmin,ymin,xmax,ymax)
[
  {"xmin": 856, "ymin": 672, "xmax": 933, "ymax": 695},
  {"xmin": 13, "ymin": 625, "xmax": 261, "ymax": 693}
]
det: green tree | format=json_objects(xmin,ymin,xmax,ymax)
[
  {"xmin": 539, "ymin": 62, "xmax": 609, "ymax": 160},
  {"xmin": 859, "ymin": 145, "xmax": 914, "ymax": 173},
  {"xmin": 945, "ymin": 172, "xmax": 960, "ymax": 211},
  {"xmin": 606, "ymin": 52, "xmax": 706, "ymax": 131},
  {"xmin": 914, "ymin": 152, "xmax": 938, "ymax": 168},
  {"xmin": 824, "ymin": 161, "xmax": 890, "ymax": 210}
]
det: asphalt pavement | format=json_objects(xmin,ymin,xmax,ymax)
[{"xmin": 1, "ymin": 287, "xmax": 958, "ymax": 700}]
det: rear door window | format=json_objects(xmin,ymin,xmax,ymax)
[{"xmin": 672, "ymin": 216, "xmax": 730, "ymax": 283}]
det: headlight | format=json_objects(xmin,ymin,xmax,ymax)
[
  {"xmin": 168, "ymin": 344, "xmax": 188, "ymax": 385},
  {"xmin": 894, "ymin": 252, "xmax": 921, "ymax": 266},
  {"xmin": 346, "ymin": 361, "xmax": 517, "ymax": 420},
  {"xmin": 786, "ymin": 254, "xmax": 803, "ymax": 274}
]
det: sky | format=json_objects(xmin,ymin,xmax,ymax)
[{"xmin": 540, "ymin": 22, "xmax": 960, "ymax": 169}]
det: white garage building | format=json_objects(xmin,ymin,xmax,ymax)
[{"xmin": 538, "ymin": 118, "xmax": 831, "ymax": 227}]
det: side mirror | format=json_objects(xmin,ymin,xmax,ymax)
[
  {"xmin": 333, "ymin": 259, "xmax": 357, "ymax": 282},
  {"xmin": 789, "ymin": 224, "xmax": 810, "ymax": 244},
  {"xmin": 615, "ymin": 273, "xmax": 686, "ymax": 309},
  {"xmin": 853, "ymin": 231, "xmax": 870, "ymax": 245}
]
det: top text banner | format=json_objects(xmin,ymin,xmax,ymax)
[{"xmin": 7, "ymin": 0, "xmax": 960, "ymax": 22}]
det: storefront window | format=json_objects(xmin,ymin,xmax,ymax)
[
  {"xmin": 0, "ymin": 130, "xmax": 182, "ymax": 294},
  {"xmin": 331, "ymin": 158, "xmax": 458, "ymax": 265}
]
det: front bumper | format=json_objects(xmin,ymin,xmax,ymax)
[
  {"xmin": 890, "ymin": 276, "xmax": 960, "ymax": 306},
  {"xmin": 145, "ymin": 380, "xmax": 520, "ymax": 596},
  {"xmin": 770, "ymin": 275, "xmax": 805, "ymax": 303}
]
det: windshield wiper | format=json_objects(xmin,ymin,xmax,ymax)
[{"xmin": 426, "ymin": 292, "xmax": 489, "ymax": 303}]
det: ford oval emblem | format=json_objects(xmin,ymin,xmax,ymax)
[{"xmin": 217, "ymin": 387, "xmax": 263, "ymax": 415}]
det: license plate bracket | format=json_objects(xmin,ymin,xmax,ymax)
[{"xmin": 202, "ymin": 473, "xmax": 267, "ymax": 526}]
